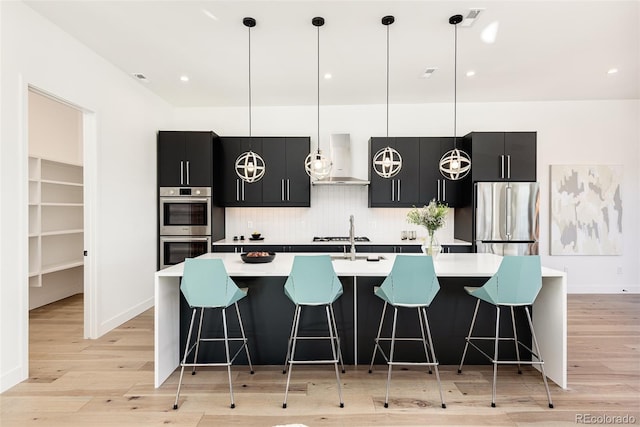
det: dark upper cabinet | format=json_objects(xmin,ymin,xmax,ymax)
[
  {"xmin": 261, "ymin": 137, "xmax": 310, "ymax": 207},
  {"xmin": 462, "ymin": 132, "xmax": 536, "ymax": 182},
  {"xmin": 220, "ymin": 136, "xmax": 309, "ymax": 207},
  {"xmin": 158, "ymin": 131, "xmax": 214, "ymax": 187},
  {"xmin": 418, "ymin": 137, "xmax": 463, "ymax": 207},
  {"xmin": 220, "ymin": 137, "xmax": 263, "ymax": 206},
  {"xmin": 368, "ymin": 137, "xmax": 420, "ymax": 207}
]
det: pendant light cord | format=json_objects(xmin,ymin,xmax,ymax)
[
  {"xmin": 317, "ymin": 23, "xmax": 320, "ymax": 153},
  {"xmin": 248, "ymin": 24, "xmax": 252, "ymax": 139},
  {"xmin": 453, "ymin": 21, "xmax": 458, "ymax": 148},
  {"xmin": 386, "ymin": 22, "xmax": 389, "ymax": 139}
]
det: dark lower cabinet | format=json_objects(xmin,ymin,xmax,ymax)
[{"xmin": 179, "ymin": 276, "xmax": 529, "ymax": 366}]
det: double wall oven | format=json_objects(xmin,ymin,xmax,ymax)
[{"xmin": 159, "ymin": 187, "xmax": 212, "ymax": 269}]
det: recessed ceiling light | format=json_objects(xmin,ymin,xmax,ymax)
[
  {"xmin": 132, "ymin": 73, "xmax": 149, "ymax": 83},
  {"xmin": 466, "ymin": 70, "xmax": 476, "ymax": 77},
  {"xmin": 421, "ymin": 67, "xmax": 438, "ymax": 78},
  {"xmin": 202, "ymin": 9, "xmax": 218, "ymax": 21},
  {"xmin": 607, "ymin": 68, "xmax": 619, "ymax": 75},
  {"xmin": 324, "ymin": 73, "xmax": 332, "ymax": 79},
  {"xmin": 180, "ymin": 75, "xmax": 190, "ymax": 82}
]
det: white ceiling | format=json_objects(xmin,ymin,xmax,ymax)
[{"xmin": 24, "ymin": 0, "xmax": 639, "ymax": 108}]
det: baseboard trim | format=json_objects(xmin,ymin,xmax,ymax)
[
  {"xmin": 97, "ymin": 296, "xmax": 154, "ymax": 338},
  {"xmin": 568, "ymin": 283, "xmax": 640, "ymax": 294}
]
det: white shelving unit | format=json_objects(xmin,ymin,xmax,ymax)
[{"xmin": 29, "ymin": 157, "xmax": 84, "ymax": 288}]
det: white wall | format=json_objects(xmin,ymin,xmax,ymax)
[
  {"xmin": 173, "ymin": 99, "xmax": 640, "ymax": 294},
  {"xmin": 0, "ymin": 2, "xmax": 172, "ymax": 392}
]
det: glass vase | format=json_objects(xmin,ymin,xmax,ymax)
[{"xmin": 421, "ymin": 230, "xmax": 442, "ymax": 258}]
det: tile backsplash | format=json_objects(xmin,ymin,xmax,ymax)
[{"xmin": 224, "ymin": 185, "xmax": 455, "ymax": 243}]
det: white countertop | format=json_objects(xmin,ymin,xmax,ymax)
[
  {"xmin": 157, "ymin": 252, "xmax": 565, "ymax": 279},
  {"xmin": 212, "ymin": 238, "xmax": 472, "ymax": 246}
]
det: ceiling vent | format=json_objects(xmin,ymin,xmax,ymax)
[
  {"xmin": 421, "ymin": 67, "xmax": 438, "ymax": 78},
  {"xmin": 132, "ymin": 73, "xmax": 149, "ymax": 82},
  {"xmin": 461, "ymin": 9, "xmax": 484, "ymax": 27}
]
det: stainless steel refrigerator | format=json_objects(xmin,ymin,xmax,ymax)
[{"xmin": 474, "ymin": 182, "xmax": 539, "ymax": 255}]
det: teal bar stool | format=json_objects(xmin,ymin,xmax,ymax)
[
  {"xmin": 173, "ymin": 258, "xmax": 254, "ymax": 410},
  {"xmin": 282, "ymin": 255, "xmax": 345, "ymax": 408},
  {"xmin": 458, "ymin": 255, "xmax": 553, "ymax": 408},
  {"xmin": 368, "ymin": 255, "xmax": 446, "ymax": 409}
]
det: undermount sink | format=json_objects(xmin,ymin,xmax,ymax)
[{"xmin": 330, "ymin": 254, "xmax": 385, "ymax": 261}]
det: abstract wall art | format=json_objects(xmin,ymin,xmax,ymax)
[{"xmin": 550, "ymin": 165, "xmax": 622, "ymax": 255}]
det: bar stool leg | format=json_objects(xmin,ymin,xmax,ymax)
[
  {"xmin": 417, "ymin": 307, "xmax": 433, "ymax": 374},
  {"xmin": 191, "ymin": 308, "xmax": 205, "ymax": 375},
  {"xmin": 174, "ymin": 308, "xmax": 197, "ymax": 410},
  {"xmin": 234, "ymin": 302, "xmax": 254, "ymax": 374},
  {"xmin": 525, "ymin": 307, "xmax": 554, "ymax": 408},
  {"xmin": 422, "ymin": 307, "xmax": 446, "ymax": 408},
  {"xmin": 384, "ymin": 307, "xmax": 399, "ymax": 408},
  {"xmin": 458, "ymin": 299, "xmax": 481, "ymax": 374},
  {"xmin": 283, "ymin": 305, "xmax": 302, "ymax": 408},
  {"xmin": 282, "ymin": 306, "xmax": 298, "ymax": 374},
  {"xmin": 326, "ymin": 305, "xmax": 344, "ymax": 408},
  {"xmin": 369, "ymin": 302, "xmax": 388, "ymax": 373},
  {"xmin": 221, "ymin": 308, "xmax": 235, "ymax": 408},
  {"xmin": 510, "ymin": 306, "xmax": 522, "ymax": 374},
  {"xmin": 491, "ymin": 306, "xmax": 501, "ymax": 407},
  {"xmin": 329, "ymin": 304, "xmax": 346, "ymax": 374}
]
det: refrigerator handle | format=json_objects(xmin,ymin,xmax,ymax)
[{"xmin": 505, "ymin": 185, "xmax": 512, "ymax": 239}]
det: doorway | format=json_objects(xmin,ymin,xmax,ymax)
[{"xmin": 27, "ymin": 87, "xmax": 96, "ymax": 338}]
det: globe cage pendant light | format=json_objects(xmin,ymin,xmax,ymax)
[
  {"xmin": 235, "ymin": 17, "xmax": 266, "ymax": 184},
  {"xmin": 372, "ymin": 15, "xmax": 402, "ymax": 179},
  {"xmin": 304, "ymin": 16, "xmax": 332, "ymax": 180},
  {"xmin": 439, "ymin": 14, "xmax": 471, "ymax": 181}
]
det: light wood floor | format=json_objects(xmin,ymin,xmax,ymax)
[{"xmin": 1, "ymin": 294, "xmax": 638, "ymax": 426}]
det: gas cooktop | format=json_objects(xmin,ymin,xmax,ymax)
[{"xmin": 313, "ymin": 236, "xmax": 370, "ymax": 242}]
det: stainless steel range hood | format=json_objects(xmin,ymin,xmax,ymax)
[{"xmin": 311, "ymin": 133, "xmax": 370, "ymax": 185}]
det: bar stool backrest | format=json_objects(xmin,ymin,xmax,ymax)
[
  {"xmin": 473, "ymin": 255, "xmax": 542, "ymax": 306},
  {"xmin": 180, "ymin": 258, "xmax": 246, "ymax": 308},
  {"xmin": 377, "ymin": 255, "xmax": 440, "ymax": 306},
  {"xmin": 284, "ymin": 255, "xmax": 343, "ymax": 305}
]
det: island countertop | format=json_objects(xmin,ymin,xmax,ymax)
[{"xmin": 155, "ymin": 253, "xmax": 566, "ymax": 390}]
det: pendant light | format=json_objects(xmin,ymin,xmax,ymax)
[
  {"xmin": 372, "ymin": 15, "xmax": 402, "ymax": 179},
  {"xmin": 439, "ymin": 14, "xmax": 471, "ymax": 181},
  {"xmin": 304, "ymin": 16, "xmax": 332, "ymax": 180},
  {"xmin": 236, "ymin": 17, "xmax": 265, "ymax": 183}
]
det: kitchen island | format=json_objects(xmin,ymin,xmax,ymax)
[{"xmin": 155, "ymin": 252, "xmax": 566, "ymax": 389}]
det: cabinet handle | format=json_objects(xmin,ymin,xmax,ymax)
[
  {"xmin": 397, "ymin": 180, "xmax": 401, "ymax": 202},
  {"xmin": 281, "ymin": 179, "xmax": 285, "ymax": 201},
  {"xmin": 442, "ymin": 179, "xmax": 446, "ymax": 201},
  {"xmin": 180, "ymin": 161, "xmax": 184, "ymax": 185},
  {"xmin": 236, "ymin": 179, "xmax": 240, "ymax": 201},
  {"xmin": 507, "ymin": 155, "xmax": 511, "ymax": 179},
  {"xmin": 241, "ymin": 181, "xmax": 245, "ymax": 201},
  {"xmin": 186, "ymin": 161, "xmax": 190, "ymax": 185},
  {"xmin": 391, "ymin": 179, "xmax": 395, "ymax": 201},
  {"xmin": 500, "ymin": 155, "xmax": 505, "ymax": 179},
  {"xmin": 287, "ymin": 179, "xmax": 290, "ymax": 201},
  {"xmin": 437, "ymin": 179, "xmax": 441, "ymax": 200}
]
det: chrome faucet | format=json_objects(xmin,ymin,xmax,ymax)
[{"xmin": 349, "ymin": 214, "xmax": 356, "ymax": 261}]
